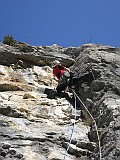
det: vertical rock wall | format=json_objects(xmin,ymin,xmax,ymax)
[
  {"xmin": 0, "ymin": 43, "xmax": 120, "ymax": 160},
  {"xmin": 71, "ymin": 44, "xmax": 120, "ymax": 160}
]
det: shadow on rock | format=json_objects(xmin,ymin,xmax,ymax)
[{"xmin": 44, "ymin": 88, "xmax": 57, "ymax": 99}]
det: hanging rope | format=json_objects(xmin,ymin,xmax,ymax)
[
  {"xmin": 71, "ymin": 89, "xmax": 102, "ymax": 160},
  {"xmin": 63, "ymin": 93, "xmax": 77, "ymax": 160},
  {"xmin": 63, "ymin": 59, "xmax": 102, "ymax": 159}
]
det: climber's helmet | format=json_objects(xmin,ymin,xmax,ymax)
[{"xmin": 52, "ymin": 60, "xmax": 61, "ymax": 68}]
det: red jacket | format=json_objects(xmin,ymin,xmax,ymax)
[{"xmin": 53, "ymin": 65, "xmax": 65, "ymax": 79}]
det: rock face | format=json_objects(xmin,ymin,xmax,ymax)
[
  {"xmin": 0, "ymin": 42, "xmax": 75, "ymax": 67},
  {"xmin": 0, "ymin": 42, "xmax": 120, "ymax": 160},
  {"xmin": 70, "ymin": 44, "xmax": 120, "ymax": 160}
]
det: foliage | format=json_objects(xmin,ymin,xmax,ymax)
[{"xmin": 3, "ymin": 35, "xmax": 16, "ymax": 46}]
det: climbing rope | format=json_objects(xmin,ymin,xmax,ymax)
[
  {"xmin": 71, "ymin": 89, "xmax": 102, "ymax": 160},
  {"xmin": 63, "ymin": 61, "xmax": 102, "ymax": 159},
  {"xmin": 63, "ymin": 93, "xmax": 77, "ymax": 160}
]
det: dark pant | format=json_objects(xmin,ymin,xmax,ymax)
[{"xmin": 56, "ymin": 83, "xmax": 67, "ymax": 95}]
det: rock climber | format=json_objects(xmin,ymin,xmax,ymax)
[{"xmin": 52, "ymin": 60, "xmax": 71, "ymax": 96}]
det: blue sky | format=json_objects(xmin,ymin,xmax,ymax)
[{"xmin": 0, "ymin": 0, "xmax": 120, "ymax": 47}]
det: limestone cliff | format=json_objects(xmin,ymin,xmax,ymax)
[{"xmin": 0, "ymin": 42, "xmax": 120, "ymax": 160}]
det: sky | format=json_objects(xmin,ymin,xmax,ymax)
[{"xmin": 0, "ymin": 0, "xmax": 120, "ymax": 47}]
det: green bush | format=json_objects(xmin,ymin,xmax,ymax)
[{"xmin": 3, "ymin": 35, "xmax": 16, "ymax": 46}]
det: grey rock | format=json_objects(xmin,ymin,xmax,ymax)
[
  {"xmin": 8, "ymin": 149, "xmax": 16, "ymax": 155},
  {"xmin": 0, "ymin": 43, "xmax": 120, "ymax": 160},
  {"xmin": 15, "ymin": 153, "xmax": 23, "ymax": 159},
  {"xmin": 0, "ymin": 148, "xmax": 3, "ymax": 155},
  {"xmin": 90, "ymin": 80, "xmax": 105, "ymax": 92},
  {"xmin": 0, "ymin": 106, "xmax": 12, "ymax": 116},
  {"xmin": 0, "ymin": 43, "xmax": 74, "ymax": 68},
  {"xmin": 72, "ymin": 44, "xmax": 120, "ymax": 160},
  {"xmin": 2, "ymin": 144, "xmax": 11, "ymax": 149},
  {"xmin": 0, "ymin": 151, "xmax": 6, "ymax": 157},
  {"xmin": 0, "ymin": 105, "xmax": 23, "ymax": 117},
  {"xmin": 0, "ymin": 155, "xmax": 4, "ymax": 160}
]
